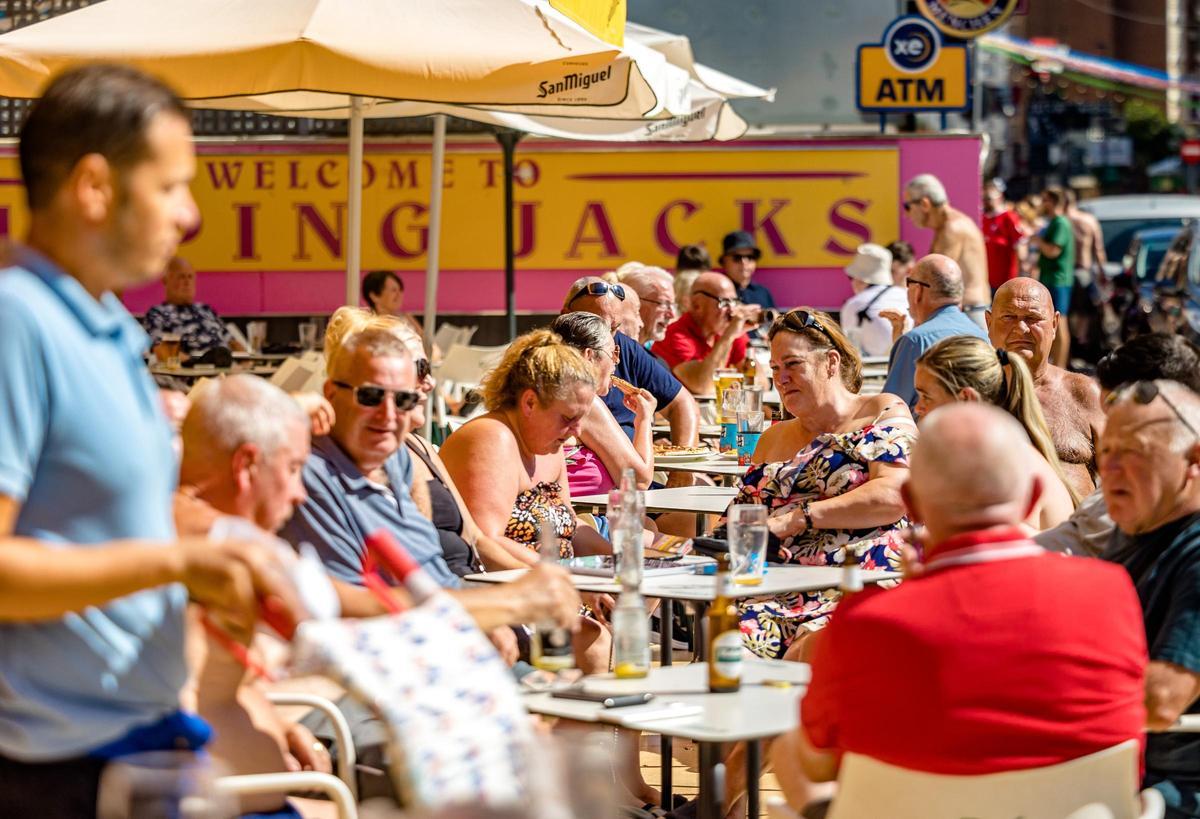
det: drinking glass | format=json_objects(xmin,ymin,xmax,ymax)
[
  {"xmin": 728, "ymin": 504, "xmax": 768, "ymax": 585},
  {"xmin": 246, "ymin": 321, "xmax": 267, "ymax": 355},
  {"xmin": 298, "ymin": 320, "xmax": 318, "ymax": 351},
  {"xmin": 96, "ymin": 750, "xmax": 233, "ymax": 818},
  {"xmin": 159, "ymin": 333, "xmax": 182, "ymax": 369}
]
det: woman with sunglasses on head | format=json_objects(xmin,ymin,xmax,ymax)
[
  {"xmin": 550, "ymin": 312, "xmax": 656, "ymax": 501},
  {"xmin": 730, "ymin": 308, "xmax": 915, "ymax": 661},
  {"xmin": 914, "ymin": 335, "xmax": 1077, "ymax": 530}
]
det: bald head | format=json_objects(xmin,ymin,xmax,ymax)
[
  {"xmin": 907, "ymin": 403, "xmax": 1036, "ymax": 541},
  {"xmin": 908, "ymin": 254, "xmax": 963, "ymax": 324},
  {"xmin": 987, "ymin": 278, "xmax": 1058, "ymax": 373},
  {"xmin": 564, "ymin": 275, "xmax": 625, "ymax": 332},
  {"xmin": 691, "ymin": 271, "xmax": 735, "ymax": 301}
]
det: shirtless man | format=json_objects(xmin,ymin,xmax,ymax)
[
  {"xmin": 904, "ymin": 173, "xmax": 990, "ymax": 328},
  {"xmin": 987, "ymin": 278, "xmax": 1104, "ymax": 499},
  {"xmin": 1065, "ymin": 188, "xmax": 1107, "ymax": 282}
]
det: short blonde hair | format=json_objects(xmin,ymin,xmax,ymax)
[
  {"xmin": 323, "ymin": 306, "xmax": 411, "ymax": 379},
  {"xmin": 481, "ymin": 329, "xmax": 595, "ymax": 411}
]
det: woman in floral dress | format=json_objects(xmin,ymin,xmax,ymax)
[{"xmin": 730, "ymin": 309, "xmax": 916, "ymax": 660}]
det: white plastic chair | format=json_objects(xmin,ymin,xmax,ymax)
[
  {"xmin": 213, "ymin": 692, "xmax": 360, "ymax": 818},
  {"xmin": 433, "ymin": 323, "xmax": 477, "ymax": 354},
  {"xmin": 817, "ymin": 741, "xmax": 1163, "ymax": 819}
]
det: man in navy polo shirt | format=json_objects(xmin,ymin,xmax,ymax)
[
  {"xmin": 0, "ymin": 65, "xmax": 300, "ymax": 816},
  {"xmin": 563, "ymin": 276, "xmax": 699, "ymax": 447},
  {"xmin": 769, "ymin": 404, "xmax": 1146, "ymax": 814}
]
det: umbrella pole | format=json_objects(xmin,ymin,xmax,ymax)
[
  {"xmin": 496, "ymin": 129, "xmax": 522, "ymax": 342},
  {"xmin": 345, "ymin": 96, "xmax": 365, "ymax": 307},
  {"xmin": 423, "ymin": 114, "xmax": 446, "ymax": 356}
]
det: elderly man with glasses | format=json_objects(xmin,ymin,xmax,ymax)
[
  {"xmin": 880, "ymin": 254, "xmax": 988, "ymax": 410},
  {"xmin": 280, "ymin": 326, "xmax": 461, "ymax": 587},
  {"xmin": 563, "ymin": 276, "xmax": 699, "ymax": 447},
  {"xmin": 653, "ymin": 271, "xmax": 759, "ymax": 396},
  {"xmin": 1101, "ymin": 379, "xmax": 1200, "ymax": 816},
  {"xmin": 615, "ymin": 262, "xmax": 678, "ymax": 347}
]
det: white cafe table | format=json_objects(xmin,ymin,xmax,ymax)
[
  {"xmin": 656, "ymin": 454, "xmax": 749, "ymax": 484},
  {"xmin": 524, "ymin": 660, "xmax": 810, "ymax": 819},
  {"xmin": 572, "ymin": 485, "xmax": 737, "ymax": 520},
  {"xmin": 653, "ymin": 423, "xmax": 723, "ymax": 440}
]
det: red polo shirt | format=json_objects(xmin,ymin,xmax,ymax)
[
  {"xmin": 983, "ymin": 208, "xmax": 1024, "ymax": 289},
  {"xmin": 652, "ymin": 312, "xmax": 748, "ymax": 372},
  {"xmin": 801, "ymin": 526, "xmax": 1147, "ymax": 776}
]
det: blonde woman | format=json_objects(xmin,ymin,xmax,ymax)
[{"xmin": 914, "ymin": 335, "xmax": 1077, "ymax": 530}]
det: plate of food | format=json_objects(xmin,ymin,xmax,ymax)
[{"xmin": 653, "ymin": 443, "xmax": 713, "ymax": 463}]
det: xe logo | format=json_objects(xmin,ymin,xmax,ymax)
[{"xmin": 884, "ymin": 17, "xmax": 940, "ymax": 73}]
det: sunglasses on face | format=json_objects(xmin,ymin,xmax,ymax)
[
  {"xmin": 415, "ymin": 358, "xmax": 432, "ymax": 381},
  {"xmin": 693, "ymin": 290, "xmax": 739, "ymax": 311},
  {"xmin": 333, "ymin": 380, "xmax": 421, "ymax": 411},
  {"xmin": 567, "ymin": 281, "xmax": 625, "ymax": 308},
  {"xmin": 728, "ymin": 253, "xmax": 757, "ymax": 262},
  {"xmin": 1114, "ymin": 381, "xmax": 1200, "ymax": 441},
  {"xmin": 777, "ymin": 309, "xmax": 837, "ymax": 346},
  {"xmin": 905, "ymin": 278, "xmax": 931, "ymax": 289}
]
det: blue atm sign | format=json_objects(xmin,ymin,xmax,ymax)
[{"xmin": 856, "ymin": 16, "xmax": 969, "ymax": 113}]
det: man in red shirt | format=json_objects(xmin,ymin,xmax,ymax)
[
  {"xmin": 982, "ymin": 179, "xmax": 1025, "ymax": 293},
  {"xmin": 770, "ymin": 402, "xmax": 1147, "ymax": 812},
  {"xmin": 651, "ymin": 271, "xmax": 755, "ymax": 395}
]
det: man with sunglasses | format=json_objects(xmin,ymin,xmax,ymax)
[
  {"xmin": 1101, "ymin": 379, "xmax": 1200, "ymax": 816},
  {"xmin": 881, "ymin": 254, "xmax": 988, "ymax": 410},
  {"xmin": 654, "ymin": 271, "xmax": 758, "ymax": 396},
  {"xmin": 903, "ymin": 174, "xmax": 990, "ymax": 327},
  {"xmin": 280, "ymin": 327, "xmax": 462, "ymax": 588},
  {"xmin": 564, "ymin": 276, "xmax": 700, "ymax": 447},
  {"xmin": 719, "ymin": 230, "xmax": 777, "ymax": 317}
]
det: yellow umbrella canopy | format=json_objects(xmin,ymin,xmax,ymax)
[{"xmin": 0, "ymin": 0, "xmax": 656, "ymax": 115}]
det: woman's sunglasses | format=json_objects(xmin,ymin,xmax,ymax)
[
  {"xmin": 415, "ymin": 358, "xmax": 432, "ymax": 381},
  {"xmin": 333, "ymin": 381, "xmax": 421, "ymax": 411},
  {"xmin": 777, "ymin": 309, "xmax": 837, "ymax": 346}
]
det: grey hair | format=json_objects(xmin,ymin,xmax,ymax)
[
  {"xmin": 328, "ymin": 326, "xmax": 411, "ymax": 379},
  {"xmin": 906, "ymin": 173, "xmax": 948, "ymax": 206},
  {"xmin": 617, "ymin": 263, "xmax": 673, "ymax": 293},
  {"xmin": 551, "ymin": 311, "xmax": 613, "ymax": 355},
  {"xmin": 188, "ymin": 374, "xmax": 308, "ymax": 458},
  {"xmin": 917, "ymin": 255, "xmax": 964, "ymax": 301},
  {"xmin": 1111, "ymin": 380, "xmax": 1200, "ymax": 455}
]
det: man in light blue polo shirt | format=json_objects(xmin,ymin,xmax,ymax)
[
  {"xmin": 882, "ymin": 254, "xmax": 989, "ymax": 411},
  {"xmin": 281, "ymin": 327, "xmax": 461, "ymax": 589},
  {"xmin": 0, "ymin": 65, "xmax": 300, "ymax": 816}
]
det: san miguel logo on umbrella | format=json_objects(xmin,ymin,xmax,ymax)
[
  {"xmin": 537, "ymin": 65, "xmax": 616, "ymax": 99},
  {"xmin": 916, "ymin": 0, "xmax": 1020, "ymax": 38}
]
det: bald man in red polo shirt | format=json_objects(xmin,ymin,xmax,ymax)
[
  {"xmin": 770, "ymin": 403, "xmax": 1147, "ymax": 812},
  {"xmin": 652, "ymin": 271, "xmax": 756, "ymax": 395}
]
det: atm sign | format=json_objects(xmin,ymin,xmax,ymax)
[{"xmin": 857, "ymin": 16, "xmax": 969, "ymax": 113}]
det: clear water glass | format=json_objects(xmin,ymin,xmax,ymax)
[{"xmin": 728, "ymin": 504, "xmax": 768, "ymax": 586}]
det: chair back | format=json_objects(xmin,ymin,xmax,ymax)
[
  {"xmin": 435, "ymin": 343, "xmax": 508, "ymax": 402},
  {"xmin": 433, "ymin": 323, "xmax": 478, "ymax": 353},
  {"xmin": 827, "ymin": 741, "xmax": 1143, "ymax": 819}
]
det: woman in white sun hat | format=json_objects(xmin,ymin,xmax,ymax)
[{"xmin": 839, "ymin": 243, "xmax": 912, "ymax": 357}]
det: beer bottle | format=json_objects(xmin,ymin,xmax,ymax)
[
  {"xmin": 531, "ymin": 524, "xmax": 575, "ymax": 671},
  {"xmin": 612, "ymin": 590, "xmax": 650, "ymax": 679},
  {"xmin": 707, "ymin": 555, "xmax": 742, "ymax": 693}
]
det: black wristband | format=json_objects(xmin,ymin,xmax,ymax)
[{"xmin": 801, "ymin": 500, "xmax": 814, "ymax": 532}]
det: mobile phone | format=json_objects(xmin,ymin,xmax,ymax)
[{"xmin": 551, "ymin": 689, "xmax": 654, "ymax": 708}]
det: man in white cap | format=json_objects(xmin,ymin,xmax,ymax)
[{"xmin": 839, "ymin": 243, "xmax": 911, "ymax": 357}]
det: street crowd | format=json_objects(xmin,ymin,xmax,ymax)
[{"xmin": 3, "ymin": 63, "xmax": 1200, "ymax": 819}]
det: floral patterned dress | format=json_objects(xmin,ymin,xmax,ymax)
[
  {"xmin": 504, "ymin": 481, "xmax": 577, "ymax": 559},
  {"xmin": 733, "ymin": 408, "xmax": 915, "ymax": 659}
]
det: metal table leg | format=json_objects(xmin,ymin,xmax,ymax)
[
  {"xmin": 747, "ymin": 740, "xmax": 761, "ymax": 819},
  {"xmin": 698, "ymin": 742, "xmax": 724, "ymax": 819},
  {"xmin": 660, "ymin": 734, "xmax": 673, "ymax": 811},
  {"xmin": 691, "ymin": 600, "xmax": 711, "ymax": 662},
  {"xmin": 660, "ymin": 599, "xmax": 675, "ymax": 810}
]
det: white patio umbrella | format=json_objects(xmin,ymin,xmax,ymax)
[{"xmin": 0, "ymin": 0, "xmax": 682, "ymax": 308}]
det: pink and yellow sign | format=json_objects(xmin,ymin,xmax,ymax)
[{"xmin": 0, "ymin": 135, "xmax": 981, "ymax": 313}]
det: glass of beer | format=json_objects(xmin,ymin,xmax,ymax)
[
  {"xmin": 159, "ymin": 333, "xmax": 182, "ymax": 370},
  {"xmin": 728, "ymin": 504, "xmax": 768, "ymax": 585},
  {"xmin": 298, "ymin": 320, "xmax": 318, "ymax": 351},
  {"xmin": 247, "ymin": 321, "xmax": 267, "ymax": 355}
]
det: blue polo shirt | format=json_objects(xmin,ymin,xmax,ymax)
[
  {"xmin": 602, "ymin": 331, "xmax": 683, "ymax": 440},
  {"xmin": 280, "ymin": 436, "xmax": 460, "ymax": 589},
  {"xmin": 882, "ymin": 304, "xmax": 989, "ymax": 410},
  {"xmin": 0, "ymin": 247, "xmax": 186, "ymax": 761}
]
